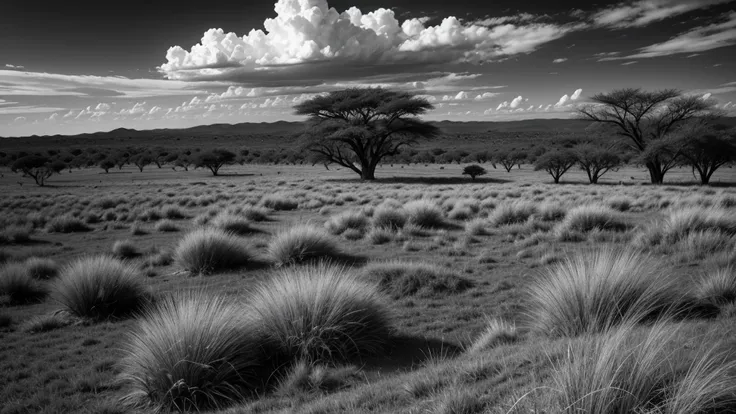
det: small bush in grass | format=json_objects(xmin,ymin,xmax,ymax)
[
  {"xmin": 0, "ymin": 262, "xmax": 47, "ymax": 304},
  {"xmin": 324, "ymin": 210, "xmax": 368, "ymax": 235},
  {"xmin": 120, "ymin": 291, "xmax": 268, "ymax": 412},
  {"xmin": 249, "ymin": 263, "xmax": 391, "ymax": 363},
  {"xmin": 538, "ymin": 202, "xmax": 567, "ymax": 221},
  {"xmin": 608, "ymin": 196, "xmax": 633, "ymax": 212},
  {"xmin": 404, "ymin": 200, "xmax": 445, "ymax": 228},
  {"xmin": 465, "ymin": 219, "xmax": 488, "ymax": 236},
  {"xmin": 467, "ymin": 318, "xmax": 518, "ymax": 353},
  {"xmin": 554, "ymin": 321, "xmax": 736, "ymax": 414},
  {"xmin": 663, "ymin": 207, "xmax": 736, "ymax": 241},
  {"xmin": 372, "ymin": 207, "xmax": 407, "ymax": 230},
  {"xmin": 139, "ymin": 208, "xmax": 162, "ymax": 222},
  {"xmin": 154, "ymin": 219, "xmax": 178, "ymax": 232},
  {"xmin": 367, "ymin": 228, "xmax": 394, "ymax": 245},
  {"xmin": 268, "ymin": 225, "xmax": 342, "ymax": 266},
  {"xmin": 47, "ymin": 215, "xmax": 91, "ymax": 233},
  {"xmin": 211, "ymin": 214, "xmax": 255, "ymax": 236},
  {"xmin": 361, "ymin": 261, "xmax": 474, "ymax": 299},
  {"xmin": 112, "ymin": 240, "xmax": 140, "ymax": 258},
  {"xmin": 25, "ymin": 257, "xmax": 58, "ymax": 279},
  {"xmin": 674, "ymin": 230, "xmax": 734, "ymax": 262},
  {"xmin": 0, "ymin": 223, "xmax": 33, "ymax": 244},
  {"xmin": 342, "ymin": 228, "xmax": 365, "ymax": 241},
  {"xmin": 241, "ymin": 206, "xmax": 269, "ymax": 222},
  {"xmin": 53, "ymin": 255, "xmax": 149, "ymax": 319},
  {"xmin": 174, "ymin": 228, "xmax": 254, "ymax": 275},
  {"xmin": 489, "ymin": 201, "xmax": 537, "ymax": 226},
  {"xmin": 695, "ymin": 267, "xmax": 736, "ymax": 306},
  {"xmin": 527, "ymin": 248, "xmax": 679, "ymax": 337},
  {"xmin": 148, "ymin": 250, "xmax": 173, "ymax": 267},
  {"xmin": 553, "ymin": 205, "xmax": 629, "ymax": 238},
  {"xmin": 261, "ymin": 194, "xmax": 298, "ymax": 211}
]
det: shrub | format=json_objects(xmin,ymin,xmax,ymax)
[
  {"xmin": 467, "ymin": 318, "xmax": 518, "ymax": 353},
  {"xmin": 366, "ymin": 228, "xmax": 394, "ymax": 245},
  {"xmin": 0, "ymin": 223, "xmax": 33, "ymax": 244},
  {"xmin": 554, "ymin": 321, "xmax": 736, "ymax": 414},
  {"xmin": 462, "ymin": 164, "xmax": 487, "ymax": 180},
  {"xmin": 404, "ymin": 200, "xmax": 445, "ymax": 228},
  {"xmin": 211, "ymin": 214, "xmax": 256, "ymax": 236},
  {"xmin": 120, "ymin": 291, "xmax": 267, "ymax": 412},
  {"xmin": 47, "ymin": 215, "xmax": 91, "ymax": 233},
  {"xmin": 248, "ymin": 263, "xmax": 391, "ymax": 362},
  {"xmin": 527, "ymin": 248, "xmax": 679, "ymax": 337},
  {"xmin": 161, "ymin": 205, "xmax": 186, "ymax": 220},
  {"xmin": 538, "ymin": 202, "xmax": 567, "ymax": 221},
  {"xmin": 174, "ymin": 228, "xmax": 254, "ymax": 275},
  {"xmin": 489, "ymin": 201, "xmax": 537, "ymax": 226},
  {"xmin": 53, "ymin": 256, "xmax": 149, "ymax": 319},
  {"xmin": 663, "ymin": 207, "xmax": 736, "ymax": 240},
  {"xmin": 241, "ymin": 206, "xmax": 269, "ymax": 222},
  {"xmin": 465, "ymin": 219, "xmax": 488, "ymax": 236},
  {"xmin": 261, "ymin": 194, "xmax": 299, "ymax": 211},
  {"xmin": 22, "ymin": 312, "xmax": 76, "ymax": 333},
  {"xmin": 372, "ymin": 207, "xmax": 407, "ymax": 230},
  {"xmin": 268, "ymin": 225, "xmax": 342, "ymax": 266},
  {"xmin": 608, "ymin": 196, "xmax": 633, "ymax": 212},
  {"xmin": 112, "ymin": 239, "xmax": 140, "ymax": 259},
  {"xmin": 154, "ymin": 219, "xmax": 179, "ymax": 232},
  {"xmin": 130, "ymin": 222, "xmax": 148, "ymax": 236},
  {"xmin": 324, "ymin": 210, "xmax": 368, "ymax": 235},
  {"xmin": 24, "ymin": 257, "xmax": 59, "ymax": 279},
  {"xmin": 361, "ymin": 261, "xmax": 474, "ymax": 299},
  {"xmin": 554, "ymin": 205, "xmax": 629, "ymax": 237},
  {"xmin": 0, "ymin": 262, "xmax": 47, "ymax": 304},
  {"xmin": 695, "ymin": 267, "xmax": 736, "ymax": 306}
]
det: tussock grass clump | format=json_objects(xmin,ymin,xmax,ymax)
[
  {"xmin": 695, "ymin": 267, "xmax": 736, "ymax": 306},
  {"xmin": 674, "ymin": 230, "xmax": 735, "ymax": 262},
  {"xmin": 554, "ymin": 321, "xmax": 736, "ymax": 414},
  {"xmin": 361, "ymin": 261, "xmax": 474, "ymax": 299},
  {"xmin": 554, "ymin": 205, "xmax": 629, "ymax": 238},
  {"xmin": 22, "ymin": 311, "xmax": 77, "ymax": 333},
  {"xmin": 634, "ymin": 207, "xmax": 736, "ymax": 250},
  {"xmin": 489, "ymin": 201, "xmax": 537, "ymax": 226},
  {"xmin": 324, "ymin": 210, "xmax": 369, "ymax": 235},
  {"xmin": 174, "ymin": 228, "xmax": 254, "ymax": 275},
  {"xmin": 161, "ymin": 205, "xmax": 186, "ymax": 220},
  {"xmin": 261, "ymin": 194, "xmax": 299, "ymax": 211},
  {"xmin": 607, "ymin": 196, "xmax": 634, "ymax": 212},
  {"xmin": 241, "ymin": 206, "xmax": 269, "ymax": 222},
  {"xmin": 404, "ymin": 200, "xmax": 445, "ymax": 228},
  {"xmin": 249, "ymin": 263, "xmax": 391, "ymax": 362},
  {"xmin": 527, "ymin": 248, "xmax": 679, "ymax": 337},
  {"xmin": 468, "ymin": 318, "xmax": 518, "ymax": 353},
  {"xmin": 120, "ymin": 291, "xmax": 267, "ymax": 412},
  {"xmin": 268, "ymin": 225, "xmax": 342, "ymax": 266},
  {"xmin": 154, "ymin": 219, "xmax": 179, "ymax": 232},
  {"xmin": 24, "ymin": 257, "xmax": 58, "ymax": 279},
  {"xmin": 0, "ymin": 223, "xmax": 33, "ymax": 244},
  {"xmin": 276, "ymin": 361, "xmax": 361, "ymax": 397},
  {"xmin": 112, "ymin": 239, "xmax": 140, "ymax": 259},
  {"xmin": 211, "ymin": 214, "xmax": 256, "ymax": 236},
  {"xmin": 538, "ymin": 202, "xmax": 567, "ymax": 221},
  {"xmin": 367, "ymin": 228, "xmax": 394, "ymax": 245},
  {"xmin": 372, "ymin": 206, "xmax": 407, "ymax": 230},
  {"xmin": 53, "ymin": 256, "xmax": 149, "ymax": 319},
  {"xmin": 465, "ymin": 219, "xmax": 489, "ymax": 236},
  {"xmin": 47, "ymin": 215, "xmax": 91, "ymax": 233},
  {"xmin": 0, "ymin": 262, "xmax": 47, "ymax": 304}
]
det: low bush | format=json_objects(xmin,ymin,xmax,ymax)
[
  {"xmin": 53, "ymin": 255, "xmax": 149, "ymax": 319},
  {"xmin": 0, "ymin": 223, "xmax": 33, "ymax": 244},
  {"xmin": 248, "ymin": 263, "xmax": 391, "ymax": 362},
  {"xmin": 120, "ymin": 291, "xmax": 268, "ymax": 412},
  {"xmin": 372, "ymin": 206, "xmax": 407, "ymax": 230},
  {"xmin": 261, "ymin": 194, "xmax": 299, "ymax": 211},
  {"xmin": 361, "ymin": 261, "xmax": 474, "ymax": 299},
  {"xmin": 47, "ymin": 215, "xmax": 91, "ymax": 233},
  {"xmin": 267, "ymin": 225, "xmax": 342, "ymax": 266},
  {"xmin": 366, "ymin": 228, "xmax": 394, "ymax": 244},
  {"xmin": 324, "ymin": 210, "xmax": 368, "ymax": 235},
  {"xmin": 211, "ymin": 214, "xmax": 256, "ymax": 236},
  {"xmin": 154, "ymin": 220, "xmax": 179, "ymax": 232},
  {"xmin": 112, "ymin": 239, "xmax": 140, "ymax": 259},
  {"xmin": 695, "ymin": 267, "xmax": 736, "ymax": 306},
  {"xmin": 174, "ymin": 228, "xmax": 254, "ymax": 275},
  {"xmin": 489, "ymin": 201, "xmax": 537, "ymax": 226},
  {"xmin": 554, "ymin": 205, "xmax": 629, "ymax": 238},
  {"xmin": 24, "ymin": 257, "xmax": 59, "ymax": 279},
  {"xmin": 404, "ymin": 200, "xmax": 445, "ymax": 228},
  {"xmin": 0, "ymin": 262, "xmax": 47, "ymax": 304}
]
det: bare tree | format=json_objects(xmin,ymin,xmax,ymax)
[
  {"xmin": 578, "ymin": 88, "xmax": 717, "ymax": 184},
  {"xmin": 295, "ymin": 88, "xmax": 439, "ymax": 180}
]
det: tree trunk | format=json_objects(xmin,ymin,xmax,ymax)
[
  {"xmin": 361, "ymin": 164, "xmax": 376, "ymax": 180},
  {"xmin": 645, "ymin": 162, "xmax": 665, "ymax": 184}
]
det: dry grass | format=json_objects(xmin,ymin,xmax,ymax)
[
  {"xmin": 361, "ymin": 261, "xmax": 474, "ymax": 299},
  {"xmin": 267, "ymin": 225, "xmax": 343, "ymax": 266},
  {"xmin": 174, "ymin": 228, "xmax": 254, "ymax": 275}
]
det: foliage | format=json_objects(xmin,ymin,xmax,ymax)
[
  {"xmin": 573, "ymin": 143, "xmax": 622, "ymax": 183},
  {"xmin": 11, "ymin": 156, "xmax": 66, "ymax": 186},
  {"xmin": 462, "ymin": 164, "xmax": 487, "ymax": 180},
  {"xmin": 534, "ymin": 150, "xmax": 578, "ymax": 183},
  {"xmin": 193, "ymin": 149, "xmax": 237, "ymax": 176}
]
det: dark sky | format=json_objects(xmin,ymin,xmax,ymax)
[{"xmin": 1, "ymin": 0, "xmax": 735, "ymax": 135}]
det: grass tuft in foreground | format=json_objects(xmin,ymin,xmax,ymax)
[{"xmin": 174, "ymin": 228, "xmax": 254, "ymax": 275}]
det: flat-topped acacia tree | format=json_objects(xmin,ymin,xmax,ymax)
[{"xmin": 295, "ymin": 88, "xmax": 440, "ymax": 180}]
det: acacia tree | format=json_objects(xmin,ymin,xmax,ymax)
[
  {"xmin": 493, "ymin": 150, "xmax": 527, "ymax": 172},
  {"xmin": 534, "ymin": 150, "xmax": 577, "ymax": 184},
  {"xmin": 574, "ymin": 144, "xmax": 622, "ymax": 184},
  {"xmin": 462, "ymin": 165, "xmax": 487, "ymax": 180},
  {"xmin": 194, "ymin": 149, "xmax": 236, "ymax": 176},
  {"xmin": 132, "ymin": 154, "xmax": 153, "ymax": 172},
  {"xmin": 578, "ymin": 88, "xmax": 717, "ymax": 184},
  {"xmin": 677, "ymin": 125, "xmax": 736, "ymax": 185},
  {"xmin": 295, "ymin": 88, "xmax": 439, "ymax": 180},
  {"xmin": 11, "ymin": 156, "xmax": 66, "ymax": 186}
]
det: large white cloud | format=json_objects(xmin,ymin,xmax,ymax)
[{"xmin": 160, "ymin": 0, "xmax": 578, "ymax": 81}]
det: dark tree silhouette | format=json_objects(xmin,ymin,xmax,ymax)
[
  {"xmin": 573, "ymin": 144, "xmax": 622, "ymax": 184},
  {"xmin": 194, "ymin": 149, "xmax": 236, "ymax": 176},
  {"xmin": 534, "ymin": 150, "xmax": 577, "ymax": 184},
  {"xmin": 11, "ymin": 156, "xmax": 66, "ymax": 186},
  {"xmin": 578, "ymin": 88, "xmax": 717, "ymax": 184},
  {"xmin": 677, "ymin": 125, "xmax": 736, "ymax": 185},
  {"xmin": 132, "ymin": 154, "xmax": 153, "ymax": 172},
  {"xmin": 295, "ymin": 88, "xmax": 439, "ymax": 180},
  {"xmin": 99, "ymin": 159, "xmax": 115, "ymax": 173},
  {"xmin": 493, "ymin": 150, "xmax": 527, "ymax": 172},
  {"xmin": 462, "ymin": 164, "xmax": 487, "ymax": 181}
]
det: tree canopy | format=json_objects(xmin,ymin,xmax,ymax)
[{"xmin": 295, "ymin": 88, "xmax": 440, "ymax": 180}]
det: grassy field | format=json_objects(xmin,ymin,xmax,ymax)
[{"xmin": 1, "ymin": 163, "xmax": 736, "ymax": 414}]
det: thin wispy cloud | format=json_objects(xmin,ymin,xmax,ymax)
[{"xmin": 592, "ymin": 0, "xmax": 733, "ymax": 29}]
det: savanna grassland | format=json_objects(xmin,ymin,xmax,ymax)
[{"xmin": 1, "ymin": 163, "xmax": 736, "ymax": 414}]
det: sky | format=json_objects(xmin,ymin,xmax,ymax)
[{"xmin": 1, "ymin": 0, "xmax": 735, "ymax": 137}]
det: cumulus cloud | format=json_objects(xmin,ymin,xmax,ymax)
[
  {"xmin": 474, "ymin": 92, "xmax": 500, "ymax": 100},
  {"xmin": 593, "ymin": 0, "xmax": 731, "ymax": 28},
  {"xmin": 570, "ymin": 88, "xmax": 582, "ymax": 100},
  {"xmin": 496, "ymin": 101, "xmax": 509, "ymax": 111},
  {"xmin": 95, "ymin": 103, "xmax": 111, "ymax": 111},
  {"xmin": 555, "ymin": 88, "xmax": 583, "ymax": 107},
  {"xmin": 553, "ymin": 58, "xmax": 568, "ymax": 63},
  {"xmin": 599, "ymin": 12, "xmax": 736, "ymax": 59},
  {"xmin": 5, "ymin": 64, "xmax": 25, "ymax": 69},
  {"xmin": 118, "ymin": 102, "xmax": 147, "ymax": 116},
  {"xmin": 509, "ymin": 95, "xmax": 523, "ymax": 108},
  {"xmin": 160, "ymin": 0, "xmax": 580, "ymax": 82}
]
